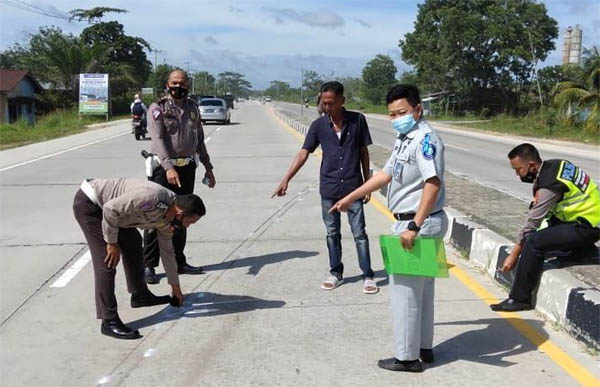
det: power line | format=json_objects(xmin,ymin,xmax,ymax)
[{"xmin": 0, "ymin": 0, "xmax": 70, "ymax": 20}]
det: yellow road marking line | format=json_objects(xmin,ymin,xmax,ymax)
[{"xmin": 269, "ymin": 107, "xmax": 599, "ymax": 386}]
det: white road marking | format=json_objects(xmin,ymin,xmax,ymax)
[
  {"xmin": 50, "ymin": 250, "xmax": 91, "ymax": 288},
  {"xmin": 0, "ymin": 131, "xmax": 129, "ymax": 172},
  {"xmin": 96, "ymin": 375, "xmax": 111, "ymax": 385},
  {"xmin": 143, "ymin": 349, "xmax": 156, "ymax": 358},
  {"xmin": 216, "ymin": 127, "xmax": 222, "ymax": 132},
  {"xmin": 446, "ymin": 143, "xmax": 470, "ymax": 151},
  {"xmin": 205, "ymin": 136, "xmax": 212, "ymax": 143}
]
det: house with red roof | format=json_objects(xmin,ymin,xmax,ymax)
[{"xmin": 0, "ymin": 70, "xmax": 43, "ymax": 124}]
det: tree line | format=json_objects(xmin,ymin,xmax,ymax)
[
  {"xmin": 0, "ymin": 7, "xmax": 252, "ymax": 115},
  {"xmin": 266, "ymin": 0, "xmax": 598, "ymax": 135}
]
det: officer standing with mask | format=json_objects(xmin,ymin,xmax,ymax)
[
  {"xmin": 143, "ymin": 69, "xmax": 216, "ymax": 284},
  {"xmin": 491, "ymin": 143, "xmax": 600, "ymax": 312},
  {"xmin": 330, "ymin": 84, "xmax": 446, "ymax": 373}
]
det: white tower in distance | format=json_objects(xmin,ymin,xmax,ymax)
[{"xmin": 562, "ymin": 25, "xmax": 582, "ymax": 65}]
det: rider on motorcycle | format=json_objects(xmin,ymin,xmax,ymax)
[{"xmin": 131, "ymin": 94, "xmax": 147, "ymax": 132}]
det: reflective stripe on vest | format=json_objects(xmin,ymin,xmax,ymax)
[{"xmin": 551, "ymin": 160, "xmax": 600, "ymax": 227}]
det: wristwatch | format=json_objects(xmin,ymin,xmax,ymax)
[{"xmin": 407, "ymin": 221, "xmax": 421, "ymax": 232}]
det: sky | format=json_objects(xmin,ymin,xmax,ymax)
[{"xmin": 1, "ymin": 0, "xmax": 599, "ymax": 89}]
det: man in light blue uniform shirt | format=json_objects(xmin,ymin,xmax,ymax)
[{"xmin": 330, "ymin": 84, "xmax": 446, "ymax": 373}]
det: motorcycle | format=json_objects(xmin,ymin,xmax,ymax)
[{"xmin": 132, "ymin": 114, "xmax": 147, "ymax": 140}]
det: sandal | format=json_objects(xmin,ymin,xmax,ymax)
[
  {"xmin": 321, "ymin": 275, "xmax": 344, "ymax": 290},
  {"xmin": 363, "ymin": 278, "xmax": 379, "ymax": 294}
]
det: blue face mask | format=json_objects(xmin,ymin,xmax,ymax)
[{"xmin": 391, "ymin": 114, "xmax": 417, "ymax": 135}]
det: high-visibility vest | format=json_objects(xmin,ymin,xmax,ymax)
[{"xmin": 535, "ymin": 159, "xmax": 600, "ymax": 227}]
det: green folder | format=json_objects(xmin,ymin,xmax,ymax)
[{"xmin": 379, "ymin": 235, "xmax": 449, "ymax": 278}]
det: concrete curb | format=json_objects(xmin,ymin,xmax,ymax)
[
  {"xmin": 446, "ymin": 212, "xmax": 600, "ymax": 351},
  {"xmin": 272, "ymin": 105, "xmax": 600, "ymax": 351}
]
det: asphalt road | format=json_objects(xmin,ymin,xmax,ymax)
[
  {"xmin": 274, "ymin": 101, "xmax": 600, "ymax": 201},
  {"xmin": 0, "ymin": 101, "xmax": 598, "ymax": 386}
]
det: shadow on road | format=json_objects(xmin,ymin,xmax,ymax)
[
  {"xmin": 429, "ymin": 318, "xmax": 547, "ymax": 368},
  {"xmin": 128, "ymin": 292, "xmax": 286, "ymax": 330},
  {"xmin": 150, "ymin": 250, "xmax": 319, "ymax": 283},
  {"xmin": 203, "ymin": 250, "xmax": 319, "ymax": 276}
]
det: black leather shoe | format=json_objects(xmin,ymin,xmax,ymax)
[
  {"xmin": 377, "ymin": 358, "xmax": 423, "ymax": 373},
  {"xmin": 178, "ymin": 263, "xmax": 204, "ymax": 274},
  {"xmin": 144, "ymin": 266, "xmax": 158, "ymax": 285},
  {"xmin": 131, "ymin": 291, "xmax": 171, "ymax": 308},
  {"xmin": 490, "ymin": 298, "xmax": 533, "ymax": 312},
  {"xmin": 101, "ymin": 318, "xmax": 141, "ymax": 340},
  {"xmin": 420, "ymin": 349, "xmax": 434, "ymax": 364}
]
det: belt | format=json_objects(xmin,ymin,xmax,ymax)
[
  {"xmin": 171, "ymin": 156, "xmax": 195, "ymax": 167},
  {"xmin": 80, "ymin": 179, "xmax": 99, "ymax": 206},
  {"xmin": 393, "ymin": 209, "xmax": 443, "ymax": 221}
]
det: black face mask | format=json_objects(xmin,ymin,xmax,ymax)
[
  {"xmin": 168, "ymin": 86, "xmax": 188, "ymax": 99},
  {"xmin": 170, "ymin": 216, "xmax": 185, "ymax": 230},
  {"xmin": 520, "ymin": 169, "xmax": 537, "ymax": 184}
]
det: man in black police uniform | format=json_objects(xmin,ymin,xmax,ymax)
[{"xmin": 143, "ymin": 69, "xmax": 216, "ymax": 284}]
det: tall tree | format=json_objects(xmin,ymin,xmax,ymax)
[
  {"xmin": 361, "ymin": 54, "xmax": 397, "ymax": 105},
  {"xmin": 80, "ymin": 21, "xmax": 152, "ymax": 93},
  {"xmin": 552, "ymin": 46, "xmax": 600, "ymax": 134},
  {"xmin": 8, "ymin": 27, "xmax": 108, "ymax": 89},
  {"xmin": 302, "ymin": 70, "xmax": 324, "ymax": 100},
  {"xmin": 68, "ymin": 7, "xmax": 128, "ymax": 23},
  {"xmin": 399, "ymin": 0, "xmax": 558, "ymax": 111},
  {"xmin": 217, "ymin": 72, "xmax": 252, "ymax": 97},
  {"xmin": 147, "ymin": 63, "xmax": 174, "ymax": 94},
  {"xmin": 192, "ymin": 71, "xmax": 216, "ymax": 95},
  {"xmin": 335, "ymin": 76, "xmax": 364, "ymax": 103}
]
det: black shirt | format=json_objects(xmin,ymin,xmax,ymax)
[{"xmin": 302, "ymin": 109, "xmax": 372, "ymax": 199}]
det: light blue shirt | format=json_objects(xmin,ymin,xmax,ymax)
[{"xmin": 383, "ymin": 119, "xmax": 445, "ymax": 214}]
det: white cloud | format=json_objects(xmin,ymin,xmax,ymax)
[
  {"xmin": 205, "ymin": 36, "xmax": 219, "ymax": 45},
  {"xmin": 1, "ymin": 0, "xmax": 596, "ymax": 87},
  {"xmin": 262, "ymin": 7, "xmax": 345, "ymax": 28}
]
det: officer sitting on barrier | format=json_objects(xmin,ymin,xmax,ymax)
[{"xmin": 491, "ymin": 143, "xmax": 600, "ymax": 312}]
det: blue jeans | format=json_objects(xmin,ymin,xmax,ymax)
[{"xmin": 321, "ymin": 198, "xmax": 374, "ymax": 280}]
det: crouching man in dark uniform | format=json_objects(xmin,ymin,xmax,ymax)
[
  {"xmin": 73, "ymin": 178, "xmax": 206, "ymax": 339},
  {"xmin": 492, "ymin": 143, "xmax": 600, "ymax": 312}
]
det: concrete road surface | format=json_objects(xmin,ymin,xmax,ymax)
[
  {"xmin": 274, "ymin": 101, "xmax": 600, "ymax": 202},
  {"xmin": 0, "ymin": 102, "xmax": 598, "ymax": 386}
]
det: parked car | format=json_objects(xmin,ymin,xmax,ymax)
[
  {"xmin": 199, "ymin": 98, "xmax": 231, "ymax": 124},
  {"xmin": 265, "ymin": 96, "xmax": 272, "ymax": 102}
]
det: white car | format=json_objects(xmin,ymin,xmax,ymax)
[{"xmin": 199, "ymin": 98, "xmax": 231, "ymax": 124}]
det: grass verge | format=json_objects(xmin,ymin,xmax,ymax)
[
  {"xmin": 0, "ymin": 110, "xmax": 127, "ymax": 150},
  {"xmin": 447, "ymin": 113, "xmax": 599, "ymax": 145}
]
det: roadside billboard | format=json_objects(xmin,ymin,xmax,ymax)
[{"xmin": 79, "ymin": 74, "xmax": 109, "ymax": 115}]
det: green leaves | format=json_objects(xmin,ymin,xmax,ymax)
[
  {"xmin": 361, "ymin": 54, "xmax": 397, "ymax": 105},
  {"xmin": 399, "ymin": 0, "xmax": 558, "ymax": 112}
]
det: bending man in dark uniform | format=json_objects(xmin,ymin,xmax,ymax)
[
  {"xmin": 492, "ymin": 143, "xmax": 600, "ymax": 312},
  {"xmin": 143, "ymin": 69, "xmax": 216, "ymax": 284},
  {"xmin": 73, "ymin": 178, "xmax": 205, "ymax": 339}
]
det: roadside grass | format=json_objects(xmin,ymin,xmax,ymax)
[
  {"xmin": 448, "ymin": 113, "xmax": 600, "ymax": 145},
  {"xmin": 0, "ymin": 110, "xmax": 127, "ymax": 150}
]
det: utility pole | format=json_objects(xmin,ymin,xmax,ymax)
[
  {"xmin": 152, "ymin": 48, "xmax": 163, "ymax": 71},
  {"xmin": 528, "ymin": 31, "xmax": 544, "ymax": 105},
  {"xmin": 300, "ymin": 68, "xmax": 304, "ymax": 117}
]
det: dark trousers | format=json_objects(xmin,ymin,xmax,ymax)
[
  {"xmin": 143, "ymin": 162, "xmax": 196, "ymax": 268},
  {"xmin": 72, "ymin": 190, "xmax": 148, "ymax": 320},
  {"xmin": 510, "ymin": 219, "xmax": 600, "ymax": 303}
]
